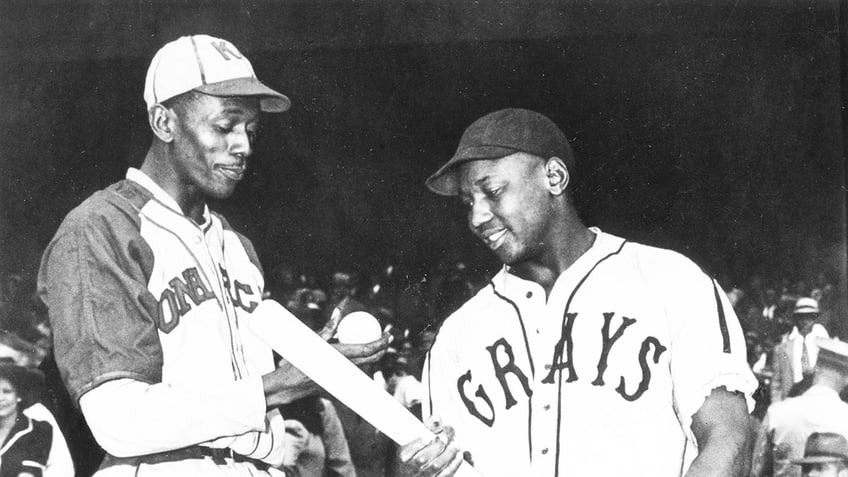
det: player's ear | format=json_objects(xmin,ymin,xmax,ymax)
[
  {"xmin": 148, "ymin": 104, "xmax": 177, "ymax": 143},
  {"xmin": 544, "ymin": 157, "xmax": 570, "ymax": 196}
]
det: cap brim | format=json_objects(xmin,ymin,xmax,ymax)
[
  {"xmin": 425, "ymin": 145, "xmax": 522, "ymax": 196},
  {"xmin": 196, "ymin": 77, "xmax": 291, "ymax": 113},
  {"xmin": 792, "ymin": 456, "xmax": 848, "ymax": 465}
]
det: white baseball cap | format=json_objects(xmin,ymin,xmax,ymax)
[
  {"xmin": 143, "ymin": 35, "xmax": 290, "ymax": 113},
  {"xmin": 793, "ymin": 297, "xmax": 819, "ymax": 315}
]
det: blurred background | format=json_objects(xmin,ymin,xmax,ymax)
[{"xmin": 2, "ymin": 0, "xmax": 847, "ymax": 291}]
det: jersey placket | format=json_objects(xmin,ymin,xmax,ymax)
[
  {"xmin": 524, "ymin": 284, "xmax": 565, "ymax": 475},
  {"xmin": 191, "ymin": 220, "xmax": 248, "ymax": 380}
]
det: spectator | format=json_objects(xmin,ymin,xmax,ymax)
[
  {"xmin": 279, "ymin": 396, "xmax": 356, "ymax": 477},
  {"xmin": 751, "ymin": 339, "xmax": 848, "ymax": 477},
  {"xmin": 0, "ymin": 361, "xmax": 73, "ymax": 477},
  {"xmin": 329, "ymin": 272, "xmax": 364, "ymax": 314},
  {"xmin": 266, "ymin": 263, "xmax": 304, "ymax": 304},
  {"xmin": 772, "ymin": 298, "xmax": 830, "ymax": 402},
  {"xmin": 384, "ymin": 356, "xmax": 423, "ymax": 418},
  {"xmin": 763, "ymin": 288, "xmax": 779, "ymax": 322},
  {"xmin": 790, "ymin": 432, "xmax": 848, "ymax": 477},
  {"xmin": 332, "ymin": 352, "xmax": 396, "ymax": 477}
]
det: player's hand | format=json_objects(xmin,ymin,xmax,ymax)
[
  {"xmin": 264, "ymin": 358, "xmax": 322, "ymax": 406},
  {"xmin": 397, "ymin": 416, "xmax": 464, "ymax": 477},
  {"xmin": 262, "ymin": 313, "xmax": 391, "ymax": 407},
  {"xmin": 282, "ymin": 419, "xmax": 310, "ymax": 465},
  {"xmin": 318, "ymin": 309, "xmax": 392, "ymax": 366}
]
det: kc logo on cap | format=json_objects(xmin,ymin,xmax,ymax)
[{"xmin": 143, "ymin": 34, "xmax": 290, "ymax": 113}]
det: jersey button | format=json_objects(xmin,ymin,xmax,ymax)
[
  {"xmin": 541, "ymin": 448, "xmax": 549, "ymax": 455},
  {"xmin": 526, "ymin": 291, "xmax": 533, "ymax": 298},
  {"xmin": 543, "ymin": 404, "xmax": 551, "ymax": 411}
]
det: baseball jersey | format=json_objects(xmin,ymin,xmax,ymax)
[
  {"xmin": 38, "ymin": 168, "xmax": 284, "ymax": 473},
  {"xmin": 423, "ymin": 228, "xmax": 756, "ymax": 477}
]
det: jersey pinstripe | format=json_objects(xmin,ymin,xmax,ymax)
[{"xmin": 423, "ymin": 229, "xmax": 756, "ymax": 477}]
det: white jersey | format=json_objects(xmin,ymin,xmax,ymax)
[{"xmin": 423, "ymin": 228, "xmax": 756, "ymax": 477}]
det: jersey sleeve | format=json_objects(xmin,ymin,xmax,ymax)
[
  {"xmin": 37, "ymin": 199, "xmax": 164, "ymax": 404},
  {"xmin": 664, "ymin": 259, "xmax": 757, "ymax": 440},
  {"xmin": 422, "ymin": 329, "xmax": 463, "ymax": 432}
]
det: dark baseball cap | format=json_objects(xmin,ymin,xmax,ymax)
[{"xmin": 426, "ymin": 108, "xmax": 575, "ymax": 196}]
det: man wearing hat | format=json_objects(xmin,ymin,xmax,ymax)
[
  {"xmin": 398, "ymin": 108, "xmax": 757, "ymax": 476},
  {"xmin": 38, "ymin": 35, "xmax": 389, "ymax": 476},
  {"xmin": 752, "ymin": 339, "xmax": 848, "ymax": 477},
  {"xmin": 771, "ymin": 297, "xmax": 831, "ymax": 402},
  {"xmin": 791, "ymin": 432, "xmax": 848, "ymax": 477}
]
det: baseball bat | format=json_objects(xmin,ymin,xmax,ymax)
[{"xmin": 250, "ymin": 300, "xmax": 481, "ymax": 477}]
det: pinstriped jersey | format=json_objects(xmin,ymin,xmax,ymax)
[
  {"xmin": 39, "ymin": 168, "xmax": 280, "ymax": 460},
  {"xmin": 423, "ymin": 229, "xmax": 756, "ymax": 477}
]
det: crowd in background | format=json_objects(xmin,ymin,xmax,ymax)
[
  {"xmin": 724, "ymin": 272, "xmax": 845, "ymax": 418},
  {"xmin": 0, "ymin": 263, "xmax": 845, "ymax": 476}
]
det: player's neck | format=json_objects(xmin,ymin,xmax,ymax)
[
  {"xmin": 512, "ymin": 223, "xmax": 595, "ymax": 296},
  {"xmin": 140, "ymin": 150, "xmax": 206, "ymax": 224}
]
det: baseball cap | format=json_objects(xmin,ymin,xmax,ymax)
[
  {"xmin": 793, "ymin": 297, "xmax": 820, "ymax": 315},
  {"xmin": 426, "ymin": 108, "xmax": 575, "ymax": 196},
  {"xmin": 791, "ymin": 432, "xmax": 848, "ymax": 465},
  {"xmin": 143, "ymin": 35, "xmax": 290, "ymax": 113}
]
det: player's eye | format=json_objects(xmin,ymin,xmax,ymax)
[{"xmin": 247, "ymin": 126, "xmax": 260, "ymax": 143}]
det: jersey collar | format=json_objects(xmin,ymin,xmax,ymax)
[
  {"xmin": 126, "ymin": 168, "xmax": 212, "ymax": 226},
  {"xmin": 493, "ymin": 227, "xmax": 624, "ymax": 297}
]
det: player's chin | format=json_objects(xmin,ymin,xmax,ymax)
[
  {"xmin": 493, "ymin": 246, "xmax": 522, "ymax": 266},
  {"xmin": 204, "ymin": 182, "xmax": 239, "ymax": 200}
]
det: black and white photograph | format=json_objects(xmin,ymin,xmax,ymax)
[{"xmin": 2, "ymin": 1, "xmax": 848, "ymax": 476}]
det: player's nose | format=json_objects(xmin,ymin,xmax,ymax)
[
  {"xmin": 468, "ymin": 199, "xmax": 493, "ymax": 229},
  {"xmin": 229, "ymin": 127, "xmax": 253, "ymax": 158}
]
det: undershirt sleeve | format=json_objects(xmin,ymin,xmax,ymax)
[{"xmin": 79, "ymin": 377, "xmax": 267, "ymax": 457}]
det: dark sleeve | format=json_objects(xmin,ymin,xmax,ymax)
[
  {"xmin": 37, "ymin": 200, "xmax": 163, "ymax": 405},
  {"xmin": 16, "ymin": 420, "xmax": 53, "ymax": 477},
  {"xmin": 319, "ymin": 400, "xmax": 356, "ymax": 477}
]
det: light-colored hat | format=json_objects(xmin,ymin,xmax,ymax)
[
  {"xmin": 143, "ymin": 35, "xmax": 290, "ymax": 113},
  {"xmin": 816, "ymin": 338, "xmax": 848, "ymax": 373},
  {"xmin": 793, "ymin": 297, "xmax": 819, "ymax": 315}
]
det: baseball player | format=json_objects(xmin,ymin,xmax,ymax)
[
  {"xmin": 37, "ymin": 35, "xmax": 389, "ymax": 476},
  {"xmin": 398, "ymin": 109, "xmax": 757, "ymax": 477}
]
